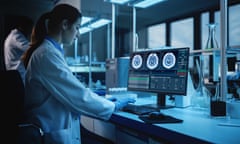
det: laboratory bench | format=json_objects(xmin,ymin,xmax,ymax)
[{"xmin": 81, "ymin": 96, "xmax": 240, "ymax": 144}]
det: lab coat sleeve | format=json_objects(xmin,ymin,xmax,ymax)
[
  {"xmin": 13, "ymin": 30, "xmax": 30, "ymax": 53},
  {"xmin": 4, "ymin": 29, "xmax": 30, "ymax": 71},
  {"xmin": 33, "ymin": 48, "xmax": 115, "ymax": 120}
]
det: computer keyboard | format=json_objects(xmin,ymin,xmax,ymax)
[
  {"xmin": 122, "ymin": 104, "xmax": 157, "ymax": 115},
  {"xmin": 122, "ymin": 104, "xmax": 183, "ymax": 123},
  {"xmin": 138, "ymin": 113, "xmax": 183, "ymax": 124}
]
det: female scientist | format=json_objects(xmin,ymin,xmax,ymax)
[{"xmin": 20, "ymin": 4, "xmax": 135, "ymax": 144}]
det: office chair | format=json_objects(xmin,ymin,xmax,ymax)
[
  {"xmin": 0, "ymin": 70, "xmax": 44, "ymax": 143},
  {"xmin": 0, "ymin": 70, "xmax": 24, "ymax": 143}
]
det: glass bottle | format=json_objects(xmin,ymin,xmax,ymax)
[
  {"xmin": 213, "ymin": 82, "xmax": 220, "ymax": 101},
  {"xmin": 205, "ymin": 23, "xmax": 219, "ymax": 49},
  {"xmin": 191, "ymin": 58, "xmax": 211, "ymax": 111}
]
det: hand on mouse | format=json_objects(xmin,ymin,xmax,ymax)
[
  {"xmin": 107, "ymin": 97, "xmax": 117, "ymax": 102},
  {"xmin": 114, "ymin": 97, "xmax": 136, "ymax": 111}
]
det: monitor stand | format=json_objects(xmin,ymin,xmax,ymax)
[{"xmin": 143, "ymin": 93, "xmax": 175, "ymax": 110}]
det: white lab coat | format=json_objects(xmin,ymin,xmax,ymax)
[
  {"xmin": 4, "ymin": 29, "xmax": 29, "ymax": 84},
  {"xmin": 24, "ymin": 39, "xmax": 115, "ymax": 144}
]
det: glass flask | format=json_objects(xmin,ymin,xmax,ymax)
[
  {"xmin": 205, "ymin": 23, "xmax": 219, "ymax": 49},
  {"xmin": 191, "ymin": 58, "xmax": 212, "ymax": 112}
]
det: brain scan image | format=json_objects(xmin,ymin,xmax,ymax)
[
  {"xmin": 132, "ymin": 54, "xmax": 143, "ymax": 69},
  {"xmin": 146, "ymin": 53, "xmax": 159, "ymax": 70},
  {"xmin": 162, "ymin": 52, "xmax": 176, "ymax": 69}
]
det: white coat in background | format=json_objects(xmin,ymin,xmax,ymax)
[{"xmin": 4, "ymin": 28, "xmax": 30, "ymax": 83}]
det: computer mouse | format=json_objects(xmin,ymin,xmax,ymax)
[
  {"xmin": 148, "ymin": 111, "xmax": 165, "ymax": 120},
  {"xmin": 107, "ymin": 97, "xmax": 117, "ymax": 102}
]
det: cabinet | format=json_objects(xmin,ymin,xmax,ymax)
[{"xmin": 81, "ymin": 115, "xmax": 171, "ymax": 144}]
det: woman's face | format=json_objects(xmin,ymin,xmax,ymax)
[{"xmin": 62, "ymin": 18, "xmax": 81, "ymax": 45}]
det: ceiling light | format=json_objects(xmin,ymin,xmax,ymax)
[
  {"xmin": 81, "ymin": 16, "xmax": 93, "ymax": 26},
  {"xmin": 79, "ymin": 18, "xmax": 111, "ymax": 34},
  {"xmin": 104, "ymin": 0, "xmax": 132, "ymax": 5},
  {"xmin": 89, "ymin": 19, "xmax": 111, "ymax": 29},
  {"xmin": 133, "ymin": 0, "xmax": 166, "ymax": 8},
  {"xmin": 79, "ymin": 27, "xmax": 92, "ymax": 34}
]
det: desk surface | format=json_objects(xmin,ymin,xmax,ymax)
[{"xmin": 109, "ymin": 96, "xmax": 240, "ymax": 144}]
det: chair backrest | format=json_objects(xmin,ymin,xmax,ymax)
[{"xmin": 0, "ymin": 70, "xmax": 25, "ymax": 143}]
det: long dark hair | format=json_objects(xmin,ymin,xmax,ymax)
[{"xmin": 22, "ymin": 4, "xmax": 82, "ymax": 68}]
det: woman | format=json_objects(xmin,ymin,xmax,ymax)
[{"xmin": 21, "ymin": 4, "xmax": 135, "ymax": 144}]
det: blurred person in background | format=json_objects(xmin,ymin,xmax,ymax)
[{"xmin": 4, "ymin": 16, "xmax": 33, "ymax": 84}]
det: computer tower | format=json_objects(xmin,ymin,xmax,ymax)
[{"xmin": 105, "ymin": 57, "xmax": 129, "ymax": 94}]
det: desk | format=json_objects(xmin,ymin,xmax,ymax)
[
  {"xmin": 111, "ymin": 109, "xmax": 240, "ymax": 144},
  {"xmin": 81, "ymin": 96, "xmax": 240, "ymax": 144}
]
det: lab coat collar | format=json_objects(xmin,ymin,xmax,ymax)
[{"xmin": 45, "ymin": 36, "xmax": 64, "ymax": 56}]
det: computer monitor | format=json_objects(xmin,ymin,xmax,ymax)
[{"xmin": 127, "ymin": 47, "xmax": 190, "ymax": 109}]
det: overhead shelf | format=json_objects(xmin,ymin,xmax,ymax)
[
  {"xmin": 190, "ymin": 48, "xmax": 219, "ymax": 56},
  {"xmin": 227, "ymin": 45, "xmax": 240, "ymax": 53},
  {"xmin": 190, "ymin": 45, "xmax": 240, "ymax": 57}
]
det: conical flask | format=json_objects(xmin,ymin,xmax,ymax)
[
  {"xmin": 191, "ymin": 58, "xmax": 211, "ymax": 109},
  {"xmin": 205, "ymin": 23, "xmax": 219, "ymax": 49}
]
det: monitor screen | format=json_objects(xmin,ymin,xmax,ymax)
[{"xmin": 127, "ymin": 47, "xmax": 190, "ymax": 109}]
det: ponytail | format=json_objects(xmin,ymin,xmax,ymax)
[
  {"xmin": 22, "ymin": 12, "xmax": 50, "ymax": 68},
  {"xmin": 22, "ymin": 4, "xmax": 81, "ymax": 68}
]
